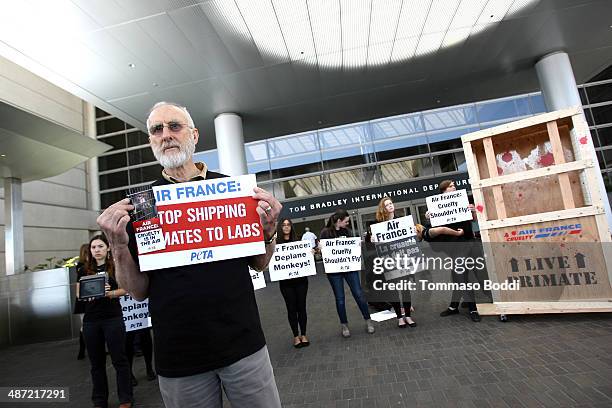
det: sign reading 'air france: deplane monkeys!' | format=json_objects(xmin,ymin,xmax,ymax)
[{"xmin": 133, "ymin": 174, "xmax": 265, "ymax": 271}]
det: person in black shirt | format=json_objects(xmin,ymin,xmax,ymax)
[
  {"xmin": 425, "ymin": 180, "xmax": 481, "ymax": 322},
  {"xmin": 320, "ymin": 209, "xmax": 375, "ymax": 338},
  {"xmin": 97, "ymin": 102, "xmax": 282, "ymax": 408},
  {"xmin": 277, "ymin": 218, "xmax": 310, "ymax": 348},
  {"xmin": 77, "ymin": 234, "xmax": 132, "ymax": 408}
]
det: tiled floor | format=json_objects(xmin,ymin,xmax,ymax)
[{"xmin": 1, "ymin": 272, "xmax": 612, "ymax": 407}]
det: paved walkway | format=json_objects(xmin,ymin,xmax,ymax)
[{"xmin": 1, "ymin": 273, "xmax": 611, "ymax": 407}]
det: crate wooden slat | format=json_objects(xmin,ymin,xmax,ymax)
[{"xmin": 461, "ymin": 106, "xmax": 612, "ymax": 315}]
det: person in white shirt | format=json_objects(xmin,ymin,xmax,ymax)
[{"xmin": 301, "ymin": 227, "xmax": 317, "ymax": 249}]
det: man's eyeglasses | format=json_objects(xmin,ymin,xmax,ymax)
[{"xmin": 148, "ymin": 121, "xmax": 192, "ymax": 136}]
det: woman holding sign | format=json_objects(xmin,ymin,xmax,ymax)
[
  {"xmin": 77, "ymin": 235, "xmax": 133, "ymax": 408},
  {"xmin": 373, "ymin": 198, "xmax": 417, "ymax": 328},
  {"xmin": 320, "ymin": 209, "xmax": 375, "ymax": 338},
  {"xmin": 277, "ymin": 218, "xmax": 310, "ymax": 348}
]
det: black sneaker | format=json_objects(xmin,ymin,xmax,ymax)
[
  {"xmin": 469, "ymin": 311, "xmax": 481, "ymax": 322},
  {"xmin": 440, "ymin": 308, "xmax": 459, "ymax": 317}
]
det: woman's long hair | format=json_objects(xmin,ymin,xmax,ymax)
[
  {"xmin": 322, "ymin": 209, "xmax": 349, "ymax": 238},
  {"xmin": 78, "ymin": 243, "xmax": 90, "ymax": 265},
  {"xmin": 277, "ymin": 218, "xmax": 296, "ymax": 243},
  {"xmin": 85, "ymin": 234, "xmax": 115, "ymax": 279},
  {"xmin": 375, "ymin": 197, "xmax": 393, "ymax": 222}
]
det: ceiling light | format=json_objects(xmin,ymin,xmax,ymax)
[
  {"xmin": 128, "ymin": 63, "xmax": 136, "ymax": 68},
  {"xmin": 208, "ymin": 0, "xmax": 536, "ymax": 69},
  {"xmin": 0, "ymin": 154, "xmax": 6, "ymax": 157}
]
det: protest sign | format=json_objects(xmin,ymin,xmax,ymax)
[
  {"xmin": 134, "ymin": 174, "xmax": 265, "ymax": 271},
  {"xmin": 426, "ymin": 189, "xmax": 471, "ymax": 227},
  {"xmin": 370, "ymin": 216, "xmax": 416, "ymax": 243},
  {"xmin": 321, "ymin": 237, "xmax": 362, "ymax": 273},
  {"xmin": 119, "ymin": 295, "xmax": 151, "ymax": 332},
  {"xmin": 249, "ymin": 267, "xmax": 266, "ymax": 290},
  {"xmin": 269, "ymin": 241, "xmax": 317, "ymax": 281}
]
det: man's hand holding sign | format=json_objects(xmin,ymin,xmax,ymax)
[{"xmin": 96, "ymin": 102, "xmax": 283, "ymax": 408}]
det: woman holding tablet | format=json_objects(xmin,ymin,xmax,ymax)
[{"xmin": 77, "ymin": 234, "xmax": 132, "ymax": 408}]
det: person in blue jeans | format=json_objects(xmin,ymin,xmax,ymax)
[{"xmin": 320, "ymin": 209, "xmax": 375, "ymax": 338}]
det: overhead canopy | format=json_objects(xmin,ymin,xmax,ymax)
[
  {"xmin": 0, "ymin": 102, "xmax": 111, "ymax": 182},
  {"xmin": 0, "ymin": 0, "xmax": 611, "ymax": 150}
]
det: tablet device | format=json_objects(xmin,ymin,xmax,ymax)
[{"xmin": 78, "ymin": 274, "xmax": 106, "ymax": 300}]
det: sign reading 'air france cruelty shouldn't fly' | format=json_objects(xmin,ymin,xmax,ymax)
[
  {"xmin": 321, "ymin": 238, "xmax": 362, "ymax": 273},
  {"xmin": 133, "ymin": 174, "xmax": 265, "ymax": 271},
  {"xmin": 269, "ymin": 241, "xmax": 317, "ymax": 281},
  {"xmin": 426, "ymin": 189, "xmax": 472, "ymax": 227}
]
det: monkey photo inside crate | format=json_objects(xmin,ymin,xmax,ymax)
[{"xmin": 78, "ymin": 274, "xmax": 106, "ymax": 300}]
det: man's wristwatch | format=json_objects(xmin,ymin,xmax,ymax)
[{"xmin": 264, "ymin": 231, "xmax": 277, "ymax": 245}]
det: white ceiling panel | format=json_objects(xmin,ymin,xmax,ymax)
[
  {"xmin": 107, "ymin": 21, "xmax": 191, "ymax": 87},
  {"xmin": 137, "ymin": 13, "xmax": 215, "ymax": 82}
]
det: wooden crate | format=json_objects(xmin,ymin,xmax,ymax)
[{"xmin": 461, "ymin": 107, "xmax": 612, "ymax": 315}]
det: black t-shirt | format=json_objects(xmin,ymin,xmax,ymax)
[
  {"xmin": 77, "ymin": 264, "xmax": 123, "ymax": 322},
  {"xmin": 320, "ymin": 227, "xmax": 351, "ymax": 239},
  {"xmin": 127, "ymin": 171, "xmax": 266, "ymax": 378}
]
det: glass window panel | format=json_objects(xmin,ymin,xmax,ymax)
[
  {"xmin": 128, "ymin": 147, "xmax": 156, "ymax": 165},
  {"xmin": 325, "ymin": 166, "xmax": 379, "ymax": 193},
  {"xmin": 323, "ymin": 153, "xmax": 377, "ymax": 171},
  {"xmin": 427, "ymin": 126, "xmax": 479, "ymax": 151},
  {"xmin": 96, "ymin": 108, "xmax": 110, "ymax": 118},
  {"xmin": 596, "ymin": 151, "xmax": 606, "ymax": 170},
  {"xmin": 530, "ymin": 93, "xmax": 547, "ymax": 114},
  {"xmin": 96, "ymin": 118, "xmax": 128, "ymax": 135},
  {"xmin": 476, "ymin": 98, "xmax": 521, "ymax": 123},
  {"xmin": 268, "ymin": 132, "xmax": 319, "ymax": 158},
  {"xmin": 193, "ymin": 150, "xmax": 219, "ymax": 171},
  {"xmin": 129, "ymin": 164, "xmax": 162, "ymax": 185},
  {"xmin": 245, "ymin": 141, "xmax": 268, "ymax": 162},
  {"xmin": 271, "ymin": 159, "xmax": 322, "ymax": 179},
  {"xmin": 601, "ymin": 148, "xmax": 612, "ymax": 168},
  {"xmin": 127, "ymin": 132, "xmax": 150, "ymax": 147},
  {"xmin": 100, "ymin": 172, "xmax": 128, "ymax": 190},
  {"xmin": 590, "ymin": 104, "xmax": 612, "ymax": 125},
  {"xmin": 578, "ymin": 87, "xmax": 589, "ymax": 105},
  {"xmin": 515, "ymin": 96, "xmax": 531, "ymax": 116},
  {"xmin": 586, "ymin": 83, "xmax": 612, "ymax": 104},
  {"xmin": 274, "ymin": 175, "xmax": 326, "ymax": 199},
  {"xmin": 423, "ymin": 105, "xmax": 477, "ymax": 131},
  {"xmin": 374, "ymin": 135, "xmax": 429, "ymax": 158},
  {"xmin": 432, "ymin": 153, "xmax": 460, "ymax": 174},
  {"xmin": 101, "ymin": 191, "xmax": 125, "ymax": 209},
  {"xmin": 379, "ymin": 157, "xmax": 433, "ymax": 183},
  {"xmin": 595, "ymin": 126, "xmax": 612, "ymax": 147},
  {"xmin": 98, "ymin": 152, "xmax": 127, "ymax": 172},
  {"xmin": 97, "ymin": 134, "xmax": 126, "ymax": 150},
  {"xmin": 370, "ymin": 113, "xmax": 424, "ymax": 139},
  {"xmin": 318, "ymin": 123, "xmax": 371, "ymax": 149}
]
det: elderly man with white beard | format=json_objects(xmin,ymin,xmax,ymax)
[{"xmin": 97, "ymin": 102, "xmax": 282, "ymax": 408}]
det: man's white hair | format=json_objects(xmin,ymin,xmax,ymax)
[{"xmin": 146, "ymin": 101, "xmax": 195, "ymax": 132}]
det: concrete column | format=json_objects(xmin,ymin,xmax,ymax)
[
  {"xmin": 535, "ymin": 51, "xmax": 612, "ymax": 229},
  {"xmin": 214, "ymin": 113, "xmax": 248, "ymax": 176},
  {"xmin": 4, "ymin": 177, "xmax": 24, "ymax": 275},
  {"xmin": 83, "ymin": 101, "xmax": 100, "ymax": 212}
]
